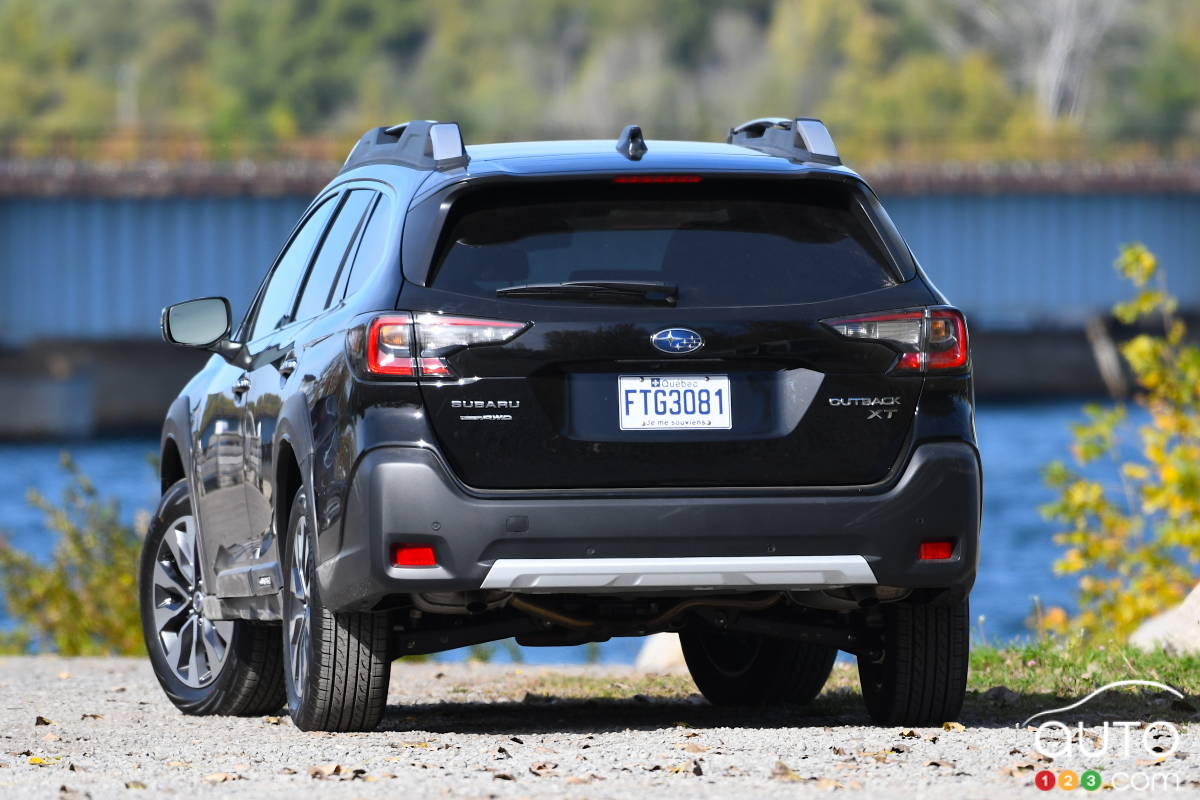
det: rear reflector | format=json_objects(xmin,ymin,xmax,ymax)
[
  {"xmin": 919, "ymin": 540, "xmax": 954, "ymax": 560},
  {"xmin": 391, "ymin": 544, "xmax": 437, "ymax": 567},
  {"xmin": 823, "ymin": 307, "xmax": 969, "ymax": 373}
]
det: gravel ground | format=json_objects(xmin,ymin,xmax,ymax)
[{"xmin": 1, "ymin": 656, "xmax": 1196, "ymax": 799}]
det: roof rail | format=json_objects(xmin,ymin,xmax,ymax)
[
  {"xmin": 726, "ymin": 117, "xmax": 841, "ymax": 165},
  {"xmin": 340, "ymin": 120, "xmax": 469, "ymax": 174}
]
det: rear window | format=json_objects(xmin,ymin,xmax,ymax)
[{"xmin": 430, "ymin": 180, "xmax": 900, "ymax": 306}]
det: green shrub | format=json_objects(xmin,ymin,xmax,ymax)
[{"xmin": 0, "ymin": 453, "xmax": 145, "ymax": 655}]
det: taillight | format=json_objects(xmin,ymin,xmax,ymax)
[
  {"xmin": 823, "ymin": 307, "xmax": 968, "ymax": 373},
  {"xmin": 365, "ymin": 313, "xmax": 529, "ymax": 378},
  {"xmin": 367, "ymin": 315, "xmax": 417, "ymax": 376}
]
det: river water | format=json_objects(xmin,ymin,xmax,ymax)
[{"xmin": 0, "ymin": 400, "xmax": 1105, "ymax": 663}]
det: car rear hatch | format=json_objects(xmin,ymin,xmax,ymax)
[{"xmin": 395, "ymin": 177, "xmax": 942, "ymax": 490}]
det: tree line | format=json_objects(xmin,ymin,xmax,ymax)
[{"xmin": 1, "ymin": 0, "xmax": 1198, "ymax": 164}]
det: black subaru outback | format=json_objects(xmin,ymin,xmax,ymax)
[{"xmin": 144, "ymin": 117, "xmax": 980, "ymax": 731}]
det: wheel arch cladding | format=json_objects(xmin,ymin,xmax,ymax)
[
  {"xmin": 160, "ymin": 437, "xmax": 185, "ymax": 495},
  {"xmin": 275, "ymin": 437, "xmax": 304, "ymax": 555}
]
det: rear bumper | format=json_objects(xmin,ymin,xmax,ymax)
[{"xmin": 318, "ymin": 441, "xmax": 981, "ymax": 611}]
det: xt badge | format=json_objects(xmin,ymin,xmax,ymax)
[{"xmin": 828, "ymin": 396, "xmax": 901, "ymax": 420}]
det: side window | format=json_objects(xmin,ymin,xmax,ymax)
[
  {"xmin": 341, "ymin": 195, "xmax": 393, "ymax": 298},
  {"xmin": 248, "ymin": 196, "xmax": 336, "ymax": 341},
  {"xmin": 293, "ymin": 190, "xmax": 376, "ymax": 322}
]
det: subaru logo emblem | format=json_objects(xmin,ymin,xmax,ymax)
[{"xmin": 651, "ymin": 328, "xmax": 704, "ymax": 354}]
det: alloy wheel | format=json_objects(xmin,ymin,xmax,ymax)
[
  {"xmin": 149, "ymin": 515, "xmax": 233, "ymax": 688},
  {"xmin": 286, "ymin": 515, "xmax": 313, "ymax": 697}
]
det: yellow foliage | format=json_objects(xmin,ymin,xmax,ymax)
[{"xmin": 1042, "ymin": 244, "xmax": 1200, "ymax": 642}]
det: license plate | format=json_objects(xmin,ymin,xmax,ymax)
[{"xmin": 618, "ymin": 375, "xmax": 732, "ymax": 430}]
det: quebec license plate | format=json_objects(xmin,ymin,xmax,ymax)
[{"xmin": 618, "ymin": 375, "xmax": 732, "ymax": 430}]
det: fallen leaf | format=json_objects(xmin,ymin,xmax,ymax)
[
  {"xmin": 57, "ymin": 786, "xmax": 90, "ymax": 800},
  {"xmin": 924, "ymin": 734, "xmax": 940, "ymax": 743},
  {"xmin": 771, "ymin": 761, "xmax": 803, "ymax": 782},
  {"xmin": 683, "ymin": 742, "xmax": 708, "ymax": 754},
  {"xmin": 165, "ymin": 760, "xmax": 189, "ymax": 768},
  {"xmin": 566, "ymin": 774, "xmax": 603, "ymax": 784},
  {"xmin": 279, "ymin": 767, "xmax": 296, "ymax": 775},
  {"xmin": 35, "ymin": 716, "xmax": 54, "ymax": 726},
  {"xmin": 890, "ymin": 744, "xmax": 911, "ymax": 754},
  {"xmin": 124, "ymin": 781, "xmax": 147, "ymax": 790},
  {"xmin": 529, "ymin": 761, "xmax": 557, "ymax": 777},
  {"xmin": 109, "ymin": 687, "xmax": 126, "ymax": 693},
  {"xmin": 57, "ymin": 672, "xmax": 71, "ymax": 680},
  {"xmin": 80, "ymin": 714, "xmax": 102, "ymax": 721},
  {"xmin": 510, "ymin": 736, "xmax": 524, "ymax": 744},
  {"xmin": 494, "ymin": 746, "xmax": 511, "ymax": 760},
  {"xmin": 43, "ymin": 733, "xmax": 61, "ymax": 742},
  {"xmin": 202, "ymin": 772, "xmax": 240, "ymax": 783},
  {"xmin": 398, "ymin": 740, "xmax": 432, "ymax": 749},
  {"xmin": 830, "ymin": 746, "xmax": 848, "ymax": 756},
  {"xmin": 668, "ymin": 759, "xmax": 703, "ymax": 775},
  {"xmin": 492, "ymin": 772, "xmax": 515, "ymax": 781},
  {"xmin": 926, "ymin": 760, "xmax": 956, "ymax": 769},
  {"xmin": 899, "ymin": 729, "xmax": 919, "ymax": 738},
  {"xmin": 308, "ymin": 763, "xmax": 342, "ymax": 779},
  {"xmin": 263, "ymin": 716, "xmax": 283, "ymax": 725},
  {"xmin": 942, "ymin": 721, "xmax": 966, "ymax": 732}
]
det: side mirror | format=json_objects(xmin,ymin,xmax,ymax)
[{"xmin": 162, "ymin": 297, "xmax": 232, "ymax": 348}]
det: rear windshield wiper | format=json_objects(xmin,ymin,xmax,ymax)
[{"xmin": 496, "ymin": 281, "xmax": 678, "ymax": 306}]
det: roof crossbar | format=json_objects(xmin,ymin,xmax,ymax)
[
  {"xmin": 341, "ymin": 120, "xmax": 469, "ymax": 174},
  {"xmin": 726, "ymin": 117, "xmax": 841, "ymax": 165}
]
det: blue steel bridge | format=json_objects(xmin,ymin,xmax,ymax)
[{"xmin": 0, "ymin": 161, "xmax": 1198, "ymax": 435}]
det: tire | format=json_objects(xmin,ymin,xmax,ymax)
[
  {"xmin": 139, "ymin": 479, "xmax": 285, "ymax": 716},
  {"xmin": 681, "ymin": 626, "xmax": 836, "ymax": 707},
  {"xmin": 282, "ymin": 486, "xmax": 391, "ymax": 731},
  {"xmin": 858, "ymin": 598, "xmax": 969, "ymax": 726}
]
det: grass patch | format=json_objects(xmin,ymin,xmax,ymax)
[
  {"xmin": 485, "ymin": 642, "xmax": 1200, "ymax": 724},
  {"xmin": 969, "ymin": 641, "xmax": 1200, "ymax": 696},
  {"xmin": 514, "ymin": 671, "xmax": 697, "ymax": 701}
]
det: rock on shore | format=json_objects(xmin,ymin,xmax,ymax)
[{"xmin": 1130, "ymin": 582, "xmax": 1200, "ymax": 654}]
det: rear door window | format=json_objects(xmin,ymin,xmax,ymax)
[
  {"xmin": 430, "ymin": 180, "xmax": 899, "ymax": 306},
  {"xmin": 293, "ymin": 189, "xmax": 376, "ymax": 321}
]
